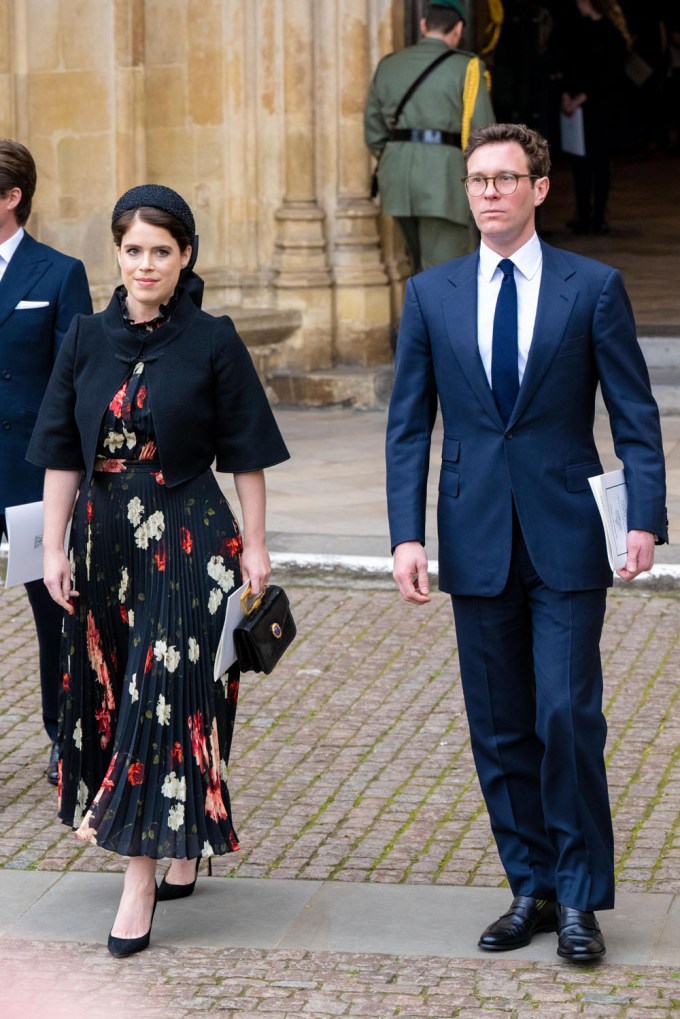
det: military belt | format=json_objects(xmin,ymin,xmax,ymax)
[{"xmin": 389, "ymin": 128, "xmax": 461, "ymax": 147}]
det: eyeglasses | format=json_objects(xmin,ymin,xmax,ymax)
[{"xmin": 461, "ymin": 172, "xmax": 539, "ymax": 196}]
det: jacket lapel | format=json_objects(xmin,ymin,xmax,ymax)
[
  {"xmin": 0, "ymin": 233, "xmax": 50, "ymax": 331},
  {"xmin": 507, "ymin": 242, "xmax": 578, "ymax": 427},
  {"xmin": 442, "ymin": 254, "xmax": 505, "ymax": 428}
]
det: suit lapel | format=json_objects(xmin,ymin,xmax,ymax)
[
  {"xmin": 442, "ymin": 254, "xmax": 505, "ymax": 428},
  {"xmin": 0, "ymin": 233, "xmax": 50, "ymax": 331},
  {"xmin": 508, "ymin": 242, "xmax": 578, "ymax": 427}
]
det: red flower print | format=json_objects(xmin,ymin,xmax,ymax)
[
  {"xmin": 205, "ymin": 783, "xmax": 228, "ymax": 822},
  {"xmin": 101, "ymin": 753, "xmax": 117, "ymax": 792},
  {"xmin": 86, "ymin": 611, "xmax": 116, "ymax": 711},
  {"xmin": 139, "ymin": 441, "xmax": 157, "ymax": 461},
  {"xmin": 227, "ymin": 676, "xmax": 239, "ymax": 706},
  {"xmin": 119, "ymin": 605, "xmax": 129, "ymax": 625},
  {"xmin": 171, "ymin": 741, "xmax": 183, "ymax": 764},
  {"xmin": 94, "ymin": 705, "xmax": 112, "ymax": 749},
  {"xmin": 87, "ymin": 501, "xmax": 93, "ymax": 523},
  {"xmin": 228, "ymin": 830, "xmax": 240, "ymax": 851},
  {"xmin": 180, "ymin": 527, "xmax": 193, "ymax": 555},
  {"xmin": 144, "ymin": 644, "xmax": 154, "ymax": 674},
  {"xmin": 127, "ymin": 761, "xmax": 144, "ymax": 786},
  {"xmin": 136, "ymin": 385, "xmax": 147, "ymax": 409},
  {"xmin": 57, "ymin": 760, "xmax": 63, "ymax": 804},
  {"xmin": 223, "ymin": 536, "xmax": 243, "ymax": 558},
  {"xmin": 188, "ymin": 711, "xmax": 209, "ymax": 772},
  {"xmin": 62, "ymin": 672, "xmax": 70, "ymax": 691},
  {"xmin": 98, "ymin": 459, "xmax": 126, "ymax": 473},
  {"xmin": 154, "ymin": 547, "xmax": 167, "ymax": 572},
  {"xmin": 153, "ymin": 471, "xmax": 165, "ymax": 486},
  {"xmin": 109, "ymin": 382, "xmax": 128, "ymax": 417}
]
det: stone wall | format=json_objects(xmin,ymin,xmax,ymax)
[{"xmin": 1, "ymin": 0, "xmax": 409, "ymax": 403}]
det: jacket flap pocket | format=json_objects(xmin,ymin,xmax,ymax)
[
  {"xmin": 442, "ymin": 436, "xmax": 460, "ymax": 463},
  {"xmin": 439, "ymin": 466, "xmax": 460, "ymax": 498},
  {"xmin": 565, "ymin": 461, "xmax": 602, "ymax": 493}
]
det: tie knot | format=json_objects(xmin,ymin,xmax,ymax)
[{"xmin": 498, "ymin": 258, "xmax": 515, "ymax": 278}]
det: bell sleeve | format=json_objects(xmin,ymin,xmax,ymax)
[
  {"xmin": 26, "ymin": 316, "xmax": 86, "ymax": 473},
  {"xmin": 210, "ymin": 316, "xmax": 290, "ymax": 474}
]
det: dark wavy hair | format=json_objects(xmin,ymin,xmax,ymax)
[
  {"xmin": 464, "ymin": 123, "xmax": 551, "ymax": 179},
  {"xmin": 0, "ymin": 139, "xmax": 37, "ymax": 226}
]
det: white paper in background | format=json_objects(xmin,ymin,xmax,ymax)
[
  {"xmin": 4, "ymin": 501, "xmax": 71, "ymax": 587},
  {"xmin": 213, "ymin": 581, "xmax": 250, "ymax": 680},
  {"xmin": 559, "ymin": 107, "xmax": 586, "ymax": 157}
]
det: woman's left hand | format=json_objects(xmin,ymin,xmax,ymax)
[{"xmin": 241, "ymin": 543, "xmax": 271, "ymax": 597}]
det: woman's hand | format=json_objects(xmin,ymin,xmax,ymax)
[
  {"xmin": 44, "ymin": 548, "xmax": 79, "ymax": 613},
  {"xmin": 241, "ymin": 543, "xmax": 271, "ymax": 597}
]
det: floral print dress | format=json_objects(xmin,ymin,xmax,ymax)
[{"xmin": 58, "ymin": 342, "xmax": 242, "ymax": 860}]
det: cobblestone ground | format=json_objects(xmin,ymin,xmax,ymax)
[{"xmin": 2, "ymin": 581, "xmax": 680, "ymax": 1016}]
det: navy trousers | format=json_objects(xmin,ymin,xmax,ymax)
[{"xmin": 451, "ymin": 517, "xmax": 614, "ymax": 911}]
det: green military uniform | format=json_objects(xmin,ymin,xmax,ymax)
[{"xmin": 364, "ymin": 36, "xmax": 495, "ymax": 272}]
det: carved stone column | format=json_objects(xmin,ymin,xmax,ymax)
[{"xmin": 331, "ymin": 0, "xmax": 391, "ymax": 366}]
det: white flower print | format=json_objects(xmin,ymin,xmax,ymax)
[
  {"xmin": 133, "ymin": 361, "xmax": 144, "ymax": 376},
  {"xmin": 74, "ymin": 778, "xmax": 89, "ymax": 825},
  {"xmin": 156, "ymin": 694, "xmax": 172, "ymax": 725},
  {"xmin": 202, "ymin": 841, "xmax": 214, "ymax": 859},
  {"xmin": 127, "ymin": 608, "xmax": 135, "ymax": 628},
  {"xmin": 134, "ymin": 509, "xmax": 165, "ymax": 550},
  {"xmin": 161, "ymin": 772, "xmax": 187, "ymax": 802},
  {"xmin": 207, "ymin": 555, "xmax": 235, "ymax": 593},
  {"xmin": 153, "ymin": 639, "xmax": 168, "ymax": 662},
  {"xmin": 188, "ymin": 637, "xmax": 200, "ymax": 664},
  {"xmin": 85, "ymin": 528, "xmax": 92, "ymax": 581},
  {"xmin": 127, "ymin": 497, "xmax": 144, "ymax": 526},
  {"xmin": 168, "ymin": 802, "xmax": 185, "ymax": 831},
  {"xmin": 165, "ymin": 646, "xmax": 181, "ymax": 673},
  {"xmin": 118, "ymin": 567, "xmax": 129, "ymax": 602},
  {"xmin": 208, "ymin": 588, "xmax": 224, "ymax": 615},
  {"xmin": 104, "ymin": 430, "xmax": 125, "ymax": 453},
  {"xmin": 73, "ymin": 718, "xmax": 83, "ymax": 750},
  {"xmin": 129, "ymin": 673, "xmax": 139, "ymax": 703},
  {"xmin": 123, "ymin": 426, "xmax": 137, "ymax": 450},
  {"xmin": 219, "ymin": 759, "xmax": 228, "ymax": 783}
]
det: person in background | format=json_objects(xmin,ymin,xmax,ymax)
[
  {"xmin": 364, "ymin": 0, "xmax": 494, "ymax": 273},
  {"xmin": 27, "ymin": 184, "xmax": 289, "ymax": 957},
  {"xmin": 0, "ymin": 139, "xmax": 92, "ymax": 784}
]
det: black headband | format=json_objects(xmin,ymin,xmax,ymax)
[{"xmin": 111, "ymin": 184, "xmax": 195, "ymax": 238}]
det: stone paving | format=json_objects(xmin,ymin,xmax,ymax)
[{"xmin": 2, "ymin": 577, "xmax": 680, "ymax": 1016}]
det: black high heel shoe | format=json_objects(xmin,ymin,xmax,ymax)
[
  {"xmin": 157, "ymin": 856, "xmax": 212, "ymax": 901},
  {"xmin": 108, "ymin": 884, "xmax": 158, "ymax": 958}
]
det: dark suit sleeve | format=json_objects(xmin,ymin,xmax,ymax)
[
  {"xmin": 26, "ymin": 317, "xmax": 86, "ymax": 472},
  {"xmin": 211, "ymin": 317, "xmax": 290, "ymax": 474},
  {"xmin": 385, "ymin": 277, "xmax": 439, "ymax": 551},
  {"xmin": 53, "ymin": 258, "xmax": 92, "ymax": 354},
  {"xmin": 593, "ymin": 269, "xmax": 668, "ymax": 542}
]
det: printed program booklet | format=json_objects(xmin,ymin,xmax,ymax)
[{"xmin": 588, "ymin": 469, "xmax": 628, "ymax": 571}]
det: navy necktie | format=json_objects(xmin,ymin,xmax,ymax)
[{"xmin": 491, "ymin": 258, "xmax": 519, "ymax": 424}]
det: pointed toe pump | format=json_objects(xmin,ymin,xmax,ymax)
[
  {"xmin": 157, "ymin": 856, "xmax": 212, "ymax": 902},
  {"xmin": 108, "ymin": 886, "xmax": 158, "ymax": 958}
]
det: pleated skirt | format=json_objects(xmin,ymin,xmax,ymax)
[{"xmin": 58, "ymin": 462, "xmax": 242, "ymax": 860}]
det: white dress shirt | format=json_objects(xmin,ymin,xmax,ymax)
[
  {"xmin": 477, "ymin": 232, "xmax": 543, "ymax": 387},
  {"xmin": 0, "ymin": 226, "xmax": 25, "ymax": 284}
]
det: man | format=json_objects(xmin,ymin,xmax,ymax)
[
  {"xmin": 364, "ymin": 0, "xmax": 494, "ymax": 273},
  {"xmin": 386, "ymin": 123, "xmax": 666, "ymax": 963},
  {"xmin": 0, "ymin": 139, "xmax": 92, "ymax": 783}
]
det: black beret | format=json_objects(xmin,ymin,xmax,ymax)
[{"xmin": 111, "ymin": 184, "xmax": 195, "ymax": 238}]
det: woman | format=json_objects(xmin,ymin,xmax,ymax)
[
  {"xmin": 559, "ymin": 0, "xmax": 630, "ymax": 234},
  {"xmin": 27, "ymin": 185, "xmax": 289, "ymax": 957}
]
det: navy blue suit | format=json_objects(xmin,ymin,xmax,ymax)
[
  {"xmin": 386, "ymin": 241, "xmax": 666, "ymax": 910},
  {"xmin": 0, "ymin": 231, "xmax": 92, "ymax": 741}
]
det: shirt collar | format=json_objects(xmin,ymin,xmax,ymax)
[
  {"xmin": 0, "ymin": 226, "xmax": 24, "ymax": 265},
  {"xmin": 479, "ymin": 232, "xmax": 542, "ymax": 282}
]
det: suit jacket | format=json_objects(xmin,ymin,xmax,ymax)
[
  {"xmin": 364, "ymin": 37, "xmax": 495, "ymax": 225},
  {"xmin": 386, "ymin": 241, "xmax": 668, "ymax": 595},
  {"xmin": 27, "ymin": 286, "xmax": 290, "ymax": 487},
  {"xmin": 0, "ymin": 231, "xmax": 92, "ymax": 512}
]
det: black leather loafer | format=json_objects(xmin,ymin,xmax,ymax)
[
  {"xmin": 478, "ymin": 895, "xmax": 558, "ymax": 951},
  {"xmin": 46, "ymin": 742, "xmax": 59, "ymax": 785},
  {"xmin": 556, "ymin": 906, "xmax": 606, "ymax": 962}
]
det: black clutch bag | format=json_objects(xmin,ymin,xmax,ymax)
[{"xmin": 234, "ymin": 584, "xmax": 296, "ymax": 674}]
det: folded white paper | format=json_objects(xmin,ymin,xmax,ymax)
[
  {"xmin": 588, "ymin": 469, "xmax": 628, "ymax": 571},
  {"xmin": 4, "ymin": 501, "xmax": 71, "ymax": 587},
  {"xmin": 559, "ymin": 108, "xmax": 586, "ymax": 158},
  {"xmin": 15, "ymin": 300, "xmax": 50, "ymax": 309},
  {"xmin": 213, "ymin": 581, "xmax": 249, "ymax": 680}
]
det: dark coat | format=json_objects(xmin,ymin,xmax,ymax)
[
  {"xmin": 386, "ymin": 241, "xmax": 667, "ymax": 595},
  {"xmin": 0, "ymin": 231, "xmax": 92, "ymax": 512},
  {"xmin": 27, "ymin": 286, "xmax": 289, "ymax": 485}
]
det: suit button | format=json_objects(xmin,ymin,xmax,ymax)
[
  {"xmin": 2, "ymin": 421, "xmax": 11, "ymax": 430},
  {"xmin": 1, "ymin": 370, "xmax": 10, "ymax": 380},
  {"xmin": 505, "ymin": 431, "xmax": 514, "ymax": 439}
]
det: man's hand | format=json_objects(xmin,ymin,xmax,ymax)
[
  {"xmin": 616, "ymin": 530, "xmax": 656, "ymax": 582},
  {"xmin": 393, "ymin": 541, "xmax": 431, "ymax": 604}
]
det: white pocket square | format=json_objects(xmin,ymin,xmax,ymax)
[{"xmin": 15, "ymin": 300, "xmax": 49, "ymax": 310}]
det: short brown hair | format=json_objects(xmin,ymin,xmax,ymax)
[
  {"xmin": 464, "ymin": 123, "xmax": 551, "ymax": 179},
  {"xmin": 424, "ymin": 4, "xmax": 463, "ymax": 34},
  {"xmin": 112, "ymin": 206, "xmax": 193, "ymax": 251},
  {"xmin": 0, "ymin": 139, "xmax": 37, "ymax": 226}
]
